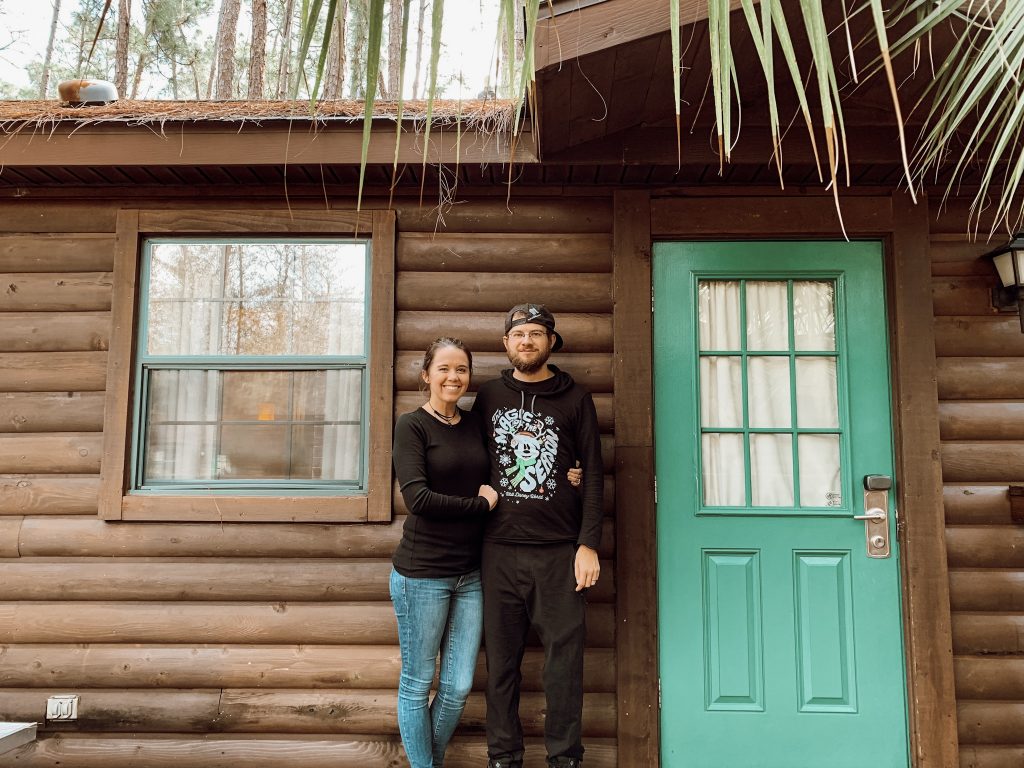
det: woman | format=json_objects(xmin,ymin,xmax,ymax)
[
  {"xmin": 391, "ymin": 337, "xmax": 582, "ymax": 767},
  {"xmin": 391, "ymin": 337, "xmax": 496, "ymax": 768}
]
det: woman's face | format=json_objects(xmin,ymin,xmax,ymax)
[{"xmin": 422, "ymin": 346, "xmax": 471, "ymax": 405}]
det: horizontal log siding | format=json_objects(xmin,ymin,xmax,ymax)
[
  {"xmin": 0, "ymin": 199, "xmax": 619, "ymax": 767},
  {"xmin": 931, "ymin": 225, "xmax": 1024, "ymax": 767}
]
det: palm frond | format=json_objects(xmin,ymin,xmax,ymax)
[
  {"xmin": 769, "ymin": 0, "xmax": 823, "ymax": 181},
  {"xmin": 707, "ymin": 0, "xmax": 734, "ymax": 170},
  {"xmin": 419, "ymin": 0, "xmax": 445, "ymax": 204},
  {"xmin": 866, "ymin": 0, "xmax": 915, "ymax": 203},
  {"xmin": 670, "ymin": 0, "xmax": 682, "ymax": 168},
  {"xmin": 250, "ymin": 0, "xmax": 1024, "ymax": 234},
  {"xmin": 739, "ymin": 0, "xmax": 782, "ymax": 183},
  {"xmin": 910, "ymin": 0, "xmax": 1024, "ymax": 234},
  {"xmin": 356, "ymin": 0, "xmax": 386, "ymax": 212},
  {"xmin": 389, "ymin": 0, "xmax": 414, "ymax": 206}
]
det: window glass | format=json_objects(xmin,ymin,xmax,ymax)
[
  {"xmin": 136, "ymin": 239, "xmax": 369, "ymax": 492},
  {"xmin": 697, "ymin": 278, "xmax": 843, "ymax": 509},
  {"xmin": 147, "ymin": 241, "xmax": 366, "ymax": 357},
  {"xmin": 698, "ymin": 280, "xmax": 741, "ymax": 351}
]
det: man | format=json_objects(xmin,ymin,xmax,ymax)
[{"xmin": 473, "ymin": 303, "xmax": 603, "ymax": 768}]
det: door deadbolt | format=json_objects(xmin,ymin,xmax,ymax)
[{"xmin": 858, "ymin": 475, "xmax": 892, "ymax": 559}]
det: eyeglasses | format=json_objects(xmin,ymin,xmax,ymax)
[{"xmin": 507, "ymin": 330, "xmax": 549, "ymax": 341}]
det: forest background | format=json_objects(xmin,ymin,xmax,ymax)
[{"xmin": 0, "ymin": 0, "xmax": 502, "ymax": 102}]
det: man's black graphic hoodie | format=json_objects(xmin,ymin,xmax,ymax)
[{"xmin": 472, "ymin": 365, "xmax": 603, "ymax": 550}]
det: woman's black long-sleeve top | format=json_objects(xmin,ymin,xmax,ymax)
[{"xmin": 391, "ymin": 408, "xmax": 491, "ymax": 578}]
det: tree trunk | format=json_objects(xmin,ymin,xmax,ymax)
[
  {"xmin": 275, "ymin": 0, "xmax": 296, "ymax": 98},
  {"xmin": 171, "ymin": 51, "xmax": 179, "ymax": 100},
  {"xmin": 129, "ymin": 12, "xmax": 157, "ymax": 100},
  {"xmin": 130, "ymin": 55, "xmax": 146, "ymax": 99},
  {"xmin": 248, "ymin": 0, "xmax": 268, "ymax": 99},
  {"xmin": 39, "ymin": 0, "xmax": 62, "ymax": 99},
  {"xmin": 114, "ymin": 0, "xmax": 131, "ymax": 97},
  {"xmin": 213, "ymin": 0, "xmax": 242, "ymax": 99},
  {"xmin": 322, "ymin": 1, "xmax": 349, "ymax": 100},
  {"xmin": 387, "ymin": 0, "xmax": 403, "ymax": 99},
  {"xmin": 74, "ymin": 7, "xmax": 87, "ymax": 77},
  {"xmin": 412, "ymin": 0, "xmax": 427, "ymax": 99},
  {"xmin": 347, "ymin": 0, "xmax": 368, "ymax": 100}
]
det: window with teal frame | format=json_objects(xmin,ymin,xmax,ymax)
[
  {"xmin": 696, "ymin": 278, "xmax": 848, "ymax": 512},
  {"xmin": 131, "ymin": 238, "xmax": 371, "ymax": 494}
]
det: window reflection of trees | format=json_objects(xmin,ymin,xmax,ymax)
[
  {"xmin": 140, "ymin": 240, "xmax": 367, "ymax": 487},
  {"xmin": 148, "ymin": 241, "xmax": 366, "ymax": 357}
]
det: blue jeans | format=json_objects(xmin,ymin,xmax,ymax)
[{"xmin": 390, "ymin": 568, "xmax": 483, "ymax": 768}]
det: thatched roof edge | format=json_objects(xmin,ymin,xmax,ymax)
[{"xmin": 0, "ymin": 99, "xmax": 520, "ymax": 134}]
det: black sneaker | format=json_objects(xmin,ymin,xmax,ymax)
[
  {"xmin": 547, "ymin": 759, "xmax": 581, "ymax": 768},
  {"xmin": 487, "ymin": 759, "xmax": 523, "ymax": 768}
]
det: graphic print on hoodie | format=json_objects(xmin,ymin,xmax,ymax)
[
  {"xmin": 472, "ymin": 366, "xmax": 604, "ymax": 549},
  {"xmin": 494, "ymin": 396, "xmax": 559, "ymax": 500}
]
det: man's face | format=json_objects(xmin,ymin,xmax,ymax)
[{"xmin": 504, "ymin": 322, "xmax": 553, "ymax": 374}]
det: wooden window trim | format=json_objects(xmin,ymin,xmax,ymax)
[{"xmin": 99, "ymin": 209, "xmax": 395, "ymax": 523}]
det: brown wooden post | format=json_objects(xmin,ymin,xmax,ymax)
[
  {"xmin": 98, "ymin": 209, "xmax": 140, "ymax": 520},
  {"xmin": 612, "ymin": 189, "xmax": 659, "ymax": 767},
  {"xmin": 889, "ymin": 191, "xmax": 960, "ymax": 767},
  {"xmin": 368, "ymin": 209, "xmax": 396, "ymax": 522}
]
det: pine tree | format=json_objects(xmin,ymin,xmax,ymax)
[
  {"xmin": 210, "ymin": 0, "xmax": 241, "ymax": 99},
  {"xmin": 39, "ymin": 0, "xmax": 63, "ymax": 99},
  {"xmin": 248, "ymin": 0, "xmax": 268, "ymax": 99},
  {"xmin": 386, "ymin": 0, "xmax": 402, "ymax": 99},
  {"xmin": 114, "ymin": 0, "xmax": 130, "ymax": 96}
]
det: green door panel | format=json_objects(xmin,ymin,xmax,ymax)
[{"xmin": 654, "ymin": 241, "xmax": 909, "ymax": 768}]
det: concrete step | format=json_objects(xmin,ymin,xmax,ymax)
[{"xmin": 0, "ymin": 722, "xmax": 37, "ymax": 755}]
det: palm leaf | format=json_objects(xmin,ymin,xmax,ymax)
[
  {"xmin": 295, "ymin": 0, "xmax": 326, "ymax": 98},
  {"xmin": 670, "ymin": 0, "xmax": 682, "ymax": 168},
  {"xmin": 910, "ymin": 0, "xmax": 1024, "ymax": 233},
  {"xmin": 419, "ymin": 0, "xmax": 445, "ymax": 204},
  {"xmin": 357, "ymin": 0, "xmax": 387, "ymax": 212},
  {"xmin": 866, "ymin": 0, "xmax": 916, "ymax": 203},
  {"xmin": 769, "ymin": 0, "xmax": 822, "ymax": 181},
  {"xmin": 739, "ymin": 0, "xmax": 782, "ymax": 182},
  {"xmin": 707, "ymin": 0, "xmax": 733, "ymax": 169},
  {"xmin": 515, "ymin": 0, "xmax": 540, "ymax": 136},
  {"xmin": 388, "ymin": 0, "xmax": 414, "ymax": 207},
  {"xmin": 796, "ymin": 0, "xmax": 846, "ymax": 233},
  {"xmin": 310, "ymin": 0, "xmax": 342, "ymax": 102}
]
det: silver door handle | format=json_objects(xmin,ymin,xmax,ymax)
[{"xmin": 853, "ymin": 507, "xmax": 886, "ymax": 521}]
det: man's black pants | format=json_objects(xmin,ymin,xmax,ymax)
[{"xmin": 481, "ymin": 540, "xmax": 586, "ymax": 761}]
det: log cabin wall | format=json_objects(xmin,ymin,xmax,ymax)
[
  {"xmin": 930, "ymin": 209, "xmax": 1024, "ymax": 768},
  {"xmin": 0, "ymin": 195, "xmax": 618, "ymax": 767}
]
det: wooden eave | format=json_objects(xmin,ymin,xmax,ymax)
[
  {"xmin": 0, "ymin": 117, "xmax": 536, "ymax": 168},
  {"xmin": 535, "ymin": 0, "xmax": 743, "ymax": 70},
  {"xmin": 531, "ymin": 0, "xmax": 961, "ymax": 179}
]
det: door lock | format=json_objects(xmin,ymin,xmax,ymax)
[{"xmin": 857, "ymin": 475, "xmax": 892, "ymax": 559}]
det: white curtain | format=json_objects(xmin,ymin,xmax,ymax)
[
  {"xmin": 699, "ymin": 280, "xmax": 840, "ymax": 508},
  {"xmin": 145, "ymin": 243, "xmax": 223, "ymax": 482}
]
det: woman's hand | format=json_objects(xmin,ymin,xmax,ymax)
[
  {"xmin": 567, "ymin": 460, "xmax": 583, "ymax": 488},
  {"xmin": 479, "ymin": 484, "xmax": 499, "ymax": 510}
]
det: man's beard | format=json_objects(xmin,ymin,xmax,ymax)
[{"xmin": 508, "ymin": 347, "xmax": 551, "ymax": 374}]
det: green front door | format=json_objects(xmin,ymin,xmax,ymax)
[{"xmin": 653, "ymin": 241, "xmax": 909, "ymax": 768}]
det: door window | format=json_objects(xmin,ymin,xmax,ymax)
[{"xmin": 698, "ymin": 279, "xmax": 842, "ymax": 509}]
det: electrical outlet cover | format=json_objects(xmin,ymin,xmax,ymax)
[{"xmin": 45, "ymin": 695, "xmax": 79, "ymax": 721}]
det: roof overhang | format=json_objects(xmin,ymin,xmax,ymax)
[
  {"xmin": 0, "ymin": 100, "xmax": 536, "ymax": 167},
  {"xmin": 535, "ymin": 0, "xmax": 744, "ymax": 70}
]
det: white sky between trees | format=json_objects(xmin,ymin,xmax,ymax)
[{"xmin": 0, "ymin": 0, "xmax": 501, "ymax": 100}]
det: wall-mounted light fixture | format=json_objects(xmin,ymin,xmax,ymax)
[{"xmin": 986, "ymin": 233, "xmax": 1024, "ymax": 332}]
